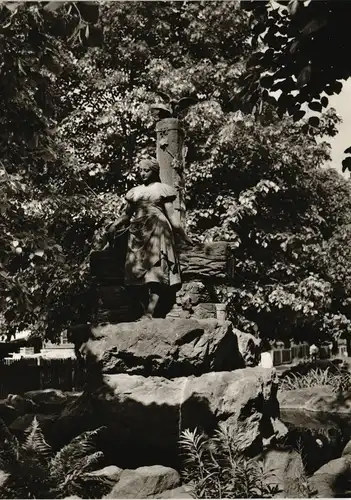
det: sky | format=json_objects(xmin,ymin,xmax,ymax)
[{"xmin": 323, "ymin": 79, "xmax": 351, "ymax": 180}]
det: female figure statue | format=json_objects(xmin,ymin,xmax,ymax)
[{"xmin": 107, "ymin": 157, "xmax": 192, "ymax": 320}]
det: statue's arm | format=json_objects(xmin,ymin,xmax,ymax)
[
  {"xmin": 107, "ymin": 201, "xmax": 133, "ymax": 231},
  {"xmin": 102, "ymin": 202, "xmax": 134, "ymax": 250},
  {"xmin": 164, "ymin": 202, "xmax": 193, "ymax": 245}
]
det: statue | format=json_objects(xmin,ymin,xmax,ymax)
[{"xmin": 105, "ymin": 157, "xmax": 193, "ymax": 320}]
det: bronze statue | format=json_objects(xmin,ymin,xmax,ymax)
[{"xmin": 106, "ymin": 157, "xmax": 192, "ymax": 320}]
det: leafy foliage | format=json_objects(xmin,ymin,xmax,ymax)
[
  {"xmin": 179, "ymin": 425, "xmax": 280, "ymax": 498},
  {"xmin": 0, "ymin": 416, "xmax": 110, "ymax": 499},
  {"xmin": 239, "ymin": 0, "xmax": 351, "ymax": 172},
  {"xmin": 280, "ymin": 366, "xmax": 351, "ymax": 393},
  {"xmin": 1, "ymin": 1, "xmax": 351, "ymax": 346}
]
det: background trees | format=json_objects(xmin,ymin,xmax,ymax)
[
  {"xmin": 239, "ymin": 0, "xmax": 351, "ymax": 172},
  {"xmin": 1, "ymin": 1, "xmax": 351, "ymax": 344}
]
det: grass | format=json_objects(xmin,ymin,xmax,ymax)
[{"xmin": 280, "ymin": 367, "xmax": 351, "ymax": 393}]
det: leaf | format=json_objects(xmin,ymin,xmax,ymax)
[
  {"xmin": 342, "ymin": 157, "xmax": 351, "ymax": 173},
  {"xmin": 344, "ymin": 146, "xmax": 351, "ymax": 155},
  {"xmin": 22, "ymin": 416, "xmax": 52, "ymax": 459},
  {"xmin": 260, "ymin": 75, "xmax": 274, "ymax": 89},
  {"xmin": 321, "ymin": 96, "xmax": 329, "ymax": 108},
  {"xmin": 308, "ymin": 116, "xmax": 320, "ymax": 127},
  {"xmin": 288, "ymin": 0, "xmax": 300, "ymax": 15},
  {"xmin": 289, "ymin": 40, "xmax": 299, "ymax": 54},
  {"xmin": 308, "ymin": 101, "xmax": 322, "ymax": 112},
  {"xmin": 331, "ymin": 81, "xmax": 343, "ymax": 94},
  {"xmin": 293, "ymin": 109, "xmax": 306, "ymax": 122},
  {"xmin": 297, "ymin": 65, "xmax": 311, "ymax": 88},
  {"xmin": 301, "ymin": 18, "xmax": 327, "ymax": 37},
  {"xmin": 17, "ymin": 59, "xmax": 26, "ymax": 76}
]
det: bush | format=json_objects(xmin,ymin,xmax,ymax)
[
  {"xmin": 0, "ymin": 416, "xmax": 112, "ymax": 499},
  {"xmin": 179, "ymin": 424, "xmax": 279, "ymax": 498}
]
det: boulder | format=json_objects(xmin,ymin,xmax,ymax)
[
  {"xmin": 105, "ymin": 465, "xmax": 180, "ymax": 499},
  {"xmin": 278, "ymin": 386, "xmax": 351, "ymax": 414},
  {"xmin": 342, "ymin": 439, "xmax": 351, "ymax": 457},
  {"xmin": 89, "ymin": 465, "xmax": 123, "ymax": 483},
  {"xmin": 9, "ymin": 413, "xmax": 57, "ymax": 438},
  {"xmin": 59, "ymin": 368, "xmax": 286, "ymax": 468},
  {"xmin": 0, "ymin": 399, "xmax": 19, "ymax": 425},
  {"xmin": 86, "ymin": 465, "xmax": 123, "ymax": 496},
  {"xmin": 235, "ymin": 329, "xmax": 261, "ymax": 367},
  {"xmin": 154, "ymin": 485, "xmax": 193, "ymax": 499},
  {"xmin": 5, "ymin": 394, "xmax": 37, "ymax": 414},
  {"xmin": 23, "ymin": 389, "xmax": 82, "ymax": 414},
  {"xmin": 308, "ymin": 456, "xmax": 351, "ymax": 497},
  {"xmin": 278, "ymin": 386, "xmax": 351, "ymax": 435},
  {"xmin": 74, "ymin": 318, "xmax": 245, "ymax": 377},
  {"xmin": 50, "ymin": 392, "xmax": 101, "ymax": 449},
  {"xmin": 261, "ymin": 449, "xmax": 307, "ymax": 497}
]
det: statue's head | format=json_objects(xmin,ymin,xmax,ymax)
[{"xmin": 139, "ymin": 157, "xmax": 160, "ymax": 184}]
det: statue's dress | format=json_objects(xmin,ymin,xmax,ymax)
[{"xmin": 124, "ymin": 182, "xmax": 181, "ymax": 288}]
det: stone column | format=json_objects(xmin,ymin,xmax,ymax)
[{"xmin": 156, "ymin": 118, "xmax": 186, "ymax": 225}]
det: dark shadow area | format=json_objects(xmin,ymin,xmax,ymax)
[{"xmin": 281, "ymin": 409, "xmax": 351, "ymax": 475}]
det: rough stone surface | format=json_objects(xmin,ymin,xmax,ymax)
[
  {"xmin": 76, "ymin": 318, "xmax": 245, "ymax": 376},
  {"xmin": 261, "ymin": 449, "xmax": 306, "ymax": 498},
  {"xmin": 308, "ymin": 457, "xmax": 351, "ymax": 497},
  {"xmin": 66, "ymin": 368, "xmax": 286, "ymax": 468},
  {"xmin": 278, "ymin": 386, "xmax": 351, "ymax": 414},
  {"xmin": 23, "ymin": 389, "xmax": 81, "ymax": 414},
  {"xmin": 50, "ymin": 392, "xmax": 98, "ymax": 448},
  {"xmin": 235, "ymin": 329, "xmax": 261, "ymax": 367},
  {"xmin": 105, "ymin": 465, "xmax": 180, "ymax": 499},
  {"xmin": 342, "ymin": 439, "xmax": 351, "ymax": 457},
  {"xmin": 0, "ymin": 399, "xmax": 19, "ymax": 425},
  {"xmin": 153, "ymin": 485, "xmax": 193, "ymax": 499},
  {"xmin": 88, "ymin": 465, "xmax": 123, "ymax": 489},
  {"xmin": 5, "ymin": 394, "xmax": 37, "ymax": 414},
  {"xmin": 191, "ymin": 303, "xmax": 217, "ymax": 319},
  {"xmin": 279, "ymin": 386, "xmax": 351, "ymax": 434},
  {"xmin": 90, "ymin": 465, "xmax": 123, "ymax": 480},
  {"xmin": 9, "ymin": 413, "xmax": 56, "ymax": 435}
]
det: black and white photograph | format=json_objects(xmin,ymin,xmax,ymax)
[{"xmin": 1, "ymin": 0, "xmax": 351, "ymax": 497}]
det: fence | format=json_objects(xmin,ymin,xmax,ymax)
[
  {"xmin": 0, "ymin": 358, "xmax": 86, "ymax": 398},
  {"xmin": 272, "ymin": 343, "xmax": 312, "ymax": 367}
]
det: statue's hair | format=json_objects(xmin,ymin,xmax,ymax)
[{"xmin": 139, "ymin": 157, "xmax": 160, "ymax": 175}]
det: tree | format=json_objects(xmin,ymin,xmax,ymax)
[
  {"xmin": 0, "ymin": 1, "xmax": 101, "ymax": 339},
  {"xmin": 239, "ymin": 0, "xmax": 351, "ymax": 172},
  {"xmin": 1, "ymin": 1, "xmax": 351, "ymax": 345}
]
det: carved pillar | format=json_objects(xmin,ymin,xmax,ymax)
[{"xmin": 156, "ymin": 118, "xmax": 186, "ymax": 225}]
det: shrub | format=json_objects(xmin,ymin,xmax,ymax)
[
  {"xmin": 0, "ymin": 416, "xmax": 112, "ymax": 499},
  {"xmin": 179, "ymin": 424, "xmax": 279, "ymax": 498}
]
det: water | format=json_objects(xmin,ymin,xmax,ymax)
[{"xmin": 280, "ymin": 408, "xmax": 351, "ymax": 475}]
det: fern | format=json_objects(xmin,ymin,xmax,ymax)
[
  {"xmin": 49, "ymin": 426, "xmax": 106, "ymax": 483},
  {"xmin": 0, "ymin": 418, "xmax": 108, "ymax": 499},
  {"xmin": 0, "ymin": 418, "xmax": 20, "ymax": 469},
  {"xmin": 22, "ymin": 416, "xmax": 52, "ymax": 460}
]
